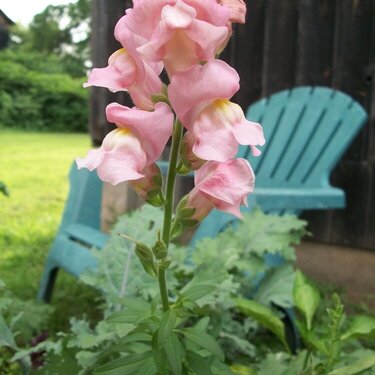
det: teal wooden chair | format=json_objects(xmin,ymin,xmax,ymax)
[
  {"xmin": 191, "ymin": 86, "xmax": 367, "ymax": 251},
  {"xmin": 37, "ymin": 86, "xmax": 367, "ymax": 303},
  {"xmin": 37, "ymin": 167, "xmax": 109, "ymax": 302}
]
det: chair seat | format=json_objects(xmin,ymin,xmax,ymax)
[{"xmin": 64, "ymin": 223, "xmax": 109, "ymax": 249}]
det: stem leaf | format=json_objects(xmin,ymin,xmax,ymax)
[
  {"xmin": 157, "ymin": 309, "xmax": 177, "ymax": 348},
  {"xmin": 293, "ymin": 270, "xmax": 320, "ymax": 330},
  {"xmin": 328, "ymin": 354, "xmax": 375, "ymax": 375},
  {"xmin": 165, "ymin": 333, "xmax": 183, "ymax": 375},
  {"xmin": 94, "ymin": 352, "xmax": 152, "ymax": 375},
  {"xmin": 181, "ymin": 327, "xmax": 224, "ymax": 361},
  {"xmin": 180, "ymin": 284, "xmax": 216, "ymax": 302},
  {"xmin": 233, "ymin": 297, "xmax": 289, "ymax": 352},
  {"xmin": 186, "ymin": 352, "xmax": 213, "ymax": 375}
]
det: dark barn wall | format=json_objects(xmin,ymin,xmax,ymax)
[
  {"xmin": 90, "ymin": 0, "xmax": 375, "ymax": 250},
  {"xmin": 226, "ymin": 0, "xmax": 375, "ymax": 250}
]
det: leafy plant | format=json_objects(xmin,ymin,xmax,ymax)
[
  {"xmin": 0, "ymin": 181, "xmax": 9, "ymax": 196},
  {"xmin": 235, "ymin": 271, "xmax": 375, "ymax": 375},
  {"xmin": 0, "ymin": 50, "xmax": 88, "ymax": 132},
  {"xmin": 10, "ymin": 207, "xmax": 303, "ymax": 372},
  {"xmin": 0, "ymin": 279, "xmax": 53, "ymax": 373},
  {"xmin": 3, "ymin": 204, "xmax": 374, "ymax": 374}
]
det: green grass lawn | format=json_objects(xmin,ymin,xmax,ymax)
[{"xmin": 0, "ymin": 130, "xmax": 102, "ymax": 330}]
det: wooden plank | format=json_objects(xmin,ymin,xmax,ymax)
[
  {"xmin": 295, "ymin": 0, "xmax": 336, "ymax": 242},
  {"xmin": 296, "ymin": 0, "xmax": 335, "ymax": 86},
  {"xmin": 364, "ymin": 6, "xmax": 375, "ymax": 248},
  {"xmin": 262, "ymin": 0, "xmax": 298, "ymax": 96},
  {"xmin": 332, "ymin": 0, "xmax": 372, "ymax": 162},
  {"xmin": 363, "ymin": 164, "xmax": 375, "ymax": 249},
  {"xmin": 329, "ymin": 161, "xmax": 372, "ymax": 248},
  {"xmin": 89, "ymin": 0, "xmax": 133, "ymax": 146},
  {"xmin": 366, "ymin": 1, "xmax": 375, "ymax": 164},
  {"xmin": 327, "ymin": 0, "xmax": 374, "ymax": 249},
  {"xmin": 233, "ymin": 0, "xmax": 265, "ymax": 109}
]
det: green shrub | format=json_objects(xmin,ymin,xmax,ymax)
[{"xmin": 0, "ymin": 51, "xmax": 88, "ymax": 132}]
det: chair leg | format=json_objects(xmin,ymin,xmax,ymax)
[{"xmin": 37, "ymin": 262, "xmax": 59, "ymax": 303}]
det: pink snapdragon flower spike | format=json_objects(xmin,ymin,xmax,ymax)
[
  {"xmin": 123, "ymin": 0, "xmax": 231, "ymax": 42},
  {"xmin": 218, "ymin": 0, "xmax": 247, "ymax": 24},
  {"xmin": 84, "ymin": 28, "xmax": 163, "ymax": 110},
  {"xmin": 131, "ymin": 0, "xmax": 230, "ymax": 75},
  {"xmin": 169, "ymin": 59, "xmax": 265, "ymax": 162},
  {"xmin": 76, "ymin": 102, "xmax": 173, "ymax": 185},
  {"xmin": 182, "ymin": 158, "xmax": 255, "ymax": 220}
]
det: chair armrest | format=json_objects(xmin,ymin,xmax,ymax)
[{"xmin": 253, "ymin": 187, "xmax": 345, "ymax": 211}]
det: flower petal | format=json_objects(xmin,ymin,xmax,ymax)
[
  {"xmin": 162, "ymin": 0, "xmax": 196, "ymax": 29},
  {"xmin": 106, "ymin": 102, "xmax": 174, "ymax": 164},
  {"xmin": 198, "ymin": 159, "xmax": 254, "ymax": 204},
  {"xmin": 96, "ymin": 151, "xmax": 145, "ymax": 185},
  {"xmin": 219, "ymin": 0, "xmax": 246, "ymax": 24},
  {"xmin": 168, "ymin": 60, "xmax": 240, "ymax": 126}
]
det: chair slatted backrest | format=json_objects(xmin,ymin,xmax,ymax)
[
  {"xmin": 59, "ymin": 164, "xmax": 103, "ymax": 232},
  {"xmin": 191, "ymin": 86, "xmax": 367, "ymax": 244}
]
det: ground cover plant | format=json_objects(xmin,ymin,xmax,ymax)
[{"xmin": 1, "ymin": 206, "xmax": 374, "ymax": 374}]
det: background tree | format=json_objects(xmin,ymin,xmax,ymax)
[{"xmin": 13, "ymin": 0, "xmax": 90, "ymax": 77}]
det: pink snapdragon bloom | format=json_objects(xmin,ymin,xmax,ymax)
[
  {"xmin": 184, "ymin": 158, "xmax": 255, "ymax": 219},
  {"xmin": 83, "ymin": 28, "xmax": 163, "ymax": 110},
  {"xmin": 122, "ymin": 0, "xmax": 230, "ymax": 75},
  {"xmin": 169, "ymin": 59, "xmax": 265, "ymax": 162},
  {"xmin": 76, "ymin": 102, "xmax": 173, "ymax": 185},
  {"xmin": 218, "ymin": 0, "xmax": 246, "ymax": 24}
]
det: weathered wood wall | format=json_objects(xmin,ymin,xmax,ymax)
[{"xmin": 90, "ymin": 0, "xmax": 375, "ymax": 250}]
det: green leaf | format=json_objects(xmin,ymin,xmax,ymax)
[
  {"xmin": 165, "ymin": 333, "xmax": 183, "ymax": 375},
  {"xmin": 0, "ymin": 182, "xmax": 9, "ymax": 196},
  {"xmin": 180, "ymin": 284, "xmax": 216, "ymax": 302},
  {"xmin": 122, "ymin": 297, "xmax": 151, "ymax": 312},
  {"xmin": 0, "ymin": 314, "xmax": 17, "ymax": 349},
  {"xmin": 181, "ymin": 327, "xmax": 224, "ymax": 361},
  {"xmin": 341, "ymin": 315, "xmax": 375, "ymax": 341},
  {"xmin": 254, "ymin": 264, "xmax": 295, "ymax": 308},
  {"xmin": 181, "ymin": 218, "xmax": 199, "ymax": 228},
  {"xmin": 178, "ymin": 207, "xmax": 196, "ymax": 219},
  {"xmin": 152, "ymin": 331, "xmax": 167, "ymax": 374},
  {"xmin": 118, "ymin": 332, "xmax": 152, "ymax": 347},
  {"xmin": 157, "ymin": 309, "xmax": 177, "ymax": 348},
  {"xmin": 186, "ymin": 352, "xmax": 213, "ymax": 375},
  {"xmin": 230, "ymin": 363, "xmax": 257, "ymax": 375},
  {"xmin": 107, "ymin": 310, "xmax": 148, "ymax": 325},
  {"xmin": 293, "ymin": 270, "xmax": 320, "ymax": 330},
  {"xmin": 194, "ymin": 317, "xmax": 210, "ymax": 331},
  {"xmin": 296, "ymin": 320, "xmax": 328, "ymax": 354},
  {"xmin": 328, "ymin": 354, "xmax": 375, "ymax": 375},
  {"xmin": 233, "ymin": 297, "xmax": 289, "ymax": 352},
  {"xmin": 94, "ymin": 352, "xmax": 153, "ymax": 375},
  {"xmin": 256, "ymin": 352, "xmax": 291, "ymax": 375},
  {"xmin": 135, "ymin": 359, "xmax": 157, "ymax": 375}
]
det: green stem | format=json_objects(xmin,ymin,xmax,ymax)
[
  {"xmin": 158, "ymin": 119, "xmax": 184, "ymax": 311},
  {"xmin": 158, "ymin": 268, "xmax": 169, "ymax": 312},
  {"xmin": 302, "ymin": 346, "xmax": 312, "ymax": 371},
  {"xmin": 162, "ymin": 119, "xmax": 184, "ymax": 246}
]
